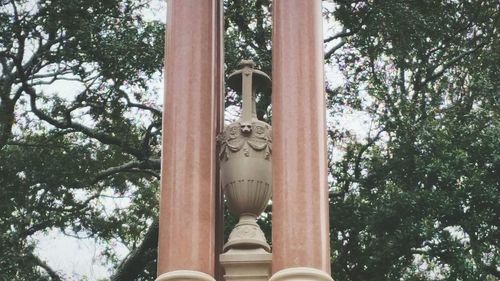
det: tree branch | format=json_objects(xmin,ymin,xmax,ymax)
[
  {"xmin": 485, "ymin": 265, "xmax": 500, "ymax": 279},
  {"xmin": 30, "ymin": 254, "xmax": 63, "ymax": 281},
  {"xmin": 91, "ymin": 159, "xmax": 160, "ymax": 185},
  {"xmin": 114, "ymin": 87, "xmax": 162, "ymax": 117},
  {"xmin": 420, "ymin": 42, "xmax": 488, "ymax": 86},
  {"xmin": 323, "ymin": 10, "xmax": 372, "ymax": 59},
  {"xmin": 23, "ymin": 84, "xmax": 145, "ymax": 158},
  {"xmin": 330, "ymin": 129, "xmax": 384, "ymax": 198},
  {"xmin": 324, "ymin": 41, "xmax": 347, "ymax": 60},
  {"xmin": 324, "ymin": 27, "xmax": 356, "ymax": 43},
  {"xmin": 110, "ymin": 221, "xmax": 159, "ymax": 281}
]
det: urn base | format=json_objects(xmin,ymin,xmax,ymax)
[{"xmin": 224, "ymin": 215, "xmax": 270, "ymax": 252}]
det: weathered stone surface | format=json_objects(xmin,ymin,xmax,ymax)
[
  {"xmin": 271, "ymin": 0, "xmax": 332, "ymax": 277},
  {"xmin": 220, "ymin": 248, "xmax": 272, "ymax": 281},
  {"xmin": 219, "ymin": 61, "xmax": 272, "ymax": 252},
  {"xmin": 157, "ymin": 0, "xmax": 222, "ymax": 278}
]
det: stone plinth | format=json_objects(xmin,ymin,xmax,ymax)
[{"xmin": 220, "ymin": 248, "xmax": 272, "ymax": 281}]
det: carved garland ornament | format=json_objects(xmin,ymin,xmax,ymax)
[{"xmin": 217, "ymin": 120, "xmax": 272, "ymax": 161}]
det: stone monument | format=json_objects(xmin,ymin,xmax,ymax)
[
  {"xmin": 156, "ymin": 1, "xmax": 332, "ymax": 281},
  {"xmin": 218, "ymin": 60, "xmax": 272, "ymax": 281}
]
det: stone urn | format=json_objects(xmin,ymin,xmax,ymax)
[{"xmin": 218, "ymin": 60, "xmax": 272, "ymax": 252}]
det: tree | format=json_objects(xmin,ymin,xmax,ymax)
[
  {"xmin": 1, "ymin": 0, "xmax": 163, "ymax": 280},
  {"xmin": 1, "ymin": 0, "xmax": 499, "ymax": 280},
  {"xmin": 327, "ymin": 1, "xmax": 500, "ymax": 280}
]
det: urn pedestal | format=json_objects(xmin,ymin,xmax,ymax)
[{"xmin": 220, "ymin": 248, "xmax": 272, "ymax": 281}]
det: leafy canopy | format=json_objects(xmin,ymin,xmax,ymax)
[{"xmin": 0, "ymin": 0, "xmax": 499, "ymax": 280}]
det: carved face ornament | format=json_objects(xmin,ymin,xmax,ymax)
[{"xmin": 240, "ymin": 122, "xmax": 252, "ymax": 135}]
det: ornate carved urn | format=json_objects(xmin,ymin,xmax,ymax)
[{"xmin": 219, "ymin": 60, "xmax": 272, "ymax": 252}]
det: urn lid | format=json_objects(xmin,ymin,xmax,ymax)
[
  {"xmin": 227, "ymin": 60, "xmax": 271, "ymax": 121},
  {"xmin": 227, "ymin": 60, "xmax": 271, "ymax": 94}
]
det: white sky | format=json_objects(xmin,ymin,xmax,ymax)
[{"xmin": 34, "ymin": 230, "xmax": 128, "ymax": 280}]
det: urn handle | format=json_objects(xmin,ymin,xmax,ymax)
[{"xmin": 227, "ymin": 60, "xmax": 271, "ymax": 122}]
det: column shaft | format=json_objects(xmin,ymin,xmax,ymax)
[
  {"xmin": 272, "ymin": 0, "xmax": 331, "ymax": 274},
  {"xmin": 157, "ymin": 0, "xmax": 221, "ymax": 277},
  {"xmin": 214, "ymin": 0, "xmax": 225, "ymax": 279}
]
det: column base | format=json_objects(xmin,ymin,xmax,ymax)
[
  {"xmin": 156, "ymin": 270, "xmax": 216, "ymax": 281},
  {"xmin": 269, "ymin": 267, "xmax": 333, "ymax": 281},
  {"xmin": 220, "ymin": 248, "xmax": 272, "ymax": 281}
]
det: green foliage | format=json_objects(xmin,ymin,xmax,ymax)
[
  {"xmin": 224, "ymin": 0, "xmax": 272, "ymax": 120},
  {"xmin": 328, "ymin": 1, "xmax": 500, "ymax": 280},
  {"xmin": 1, "ymin": 0, "xmax": 162, "ymax": 280},
  {"xmin": 1, "ymin": 0, "xmax": 499, "ymax": 280}
]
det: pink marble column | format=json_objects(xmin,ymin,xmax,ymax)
[
  {"xmin": 271, "ymin": 0, "xmax": 331, "ymax": 278},
  {"xmin": 214, "ymin": 0, "xmax": 225, "ymax": 279},
  {"xmin": 157, "ymin": 0, "xmax": 222, "ymax": 279}
]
